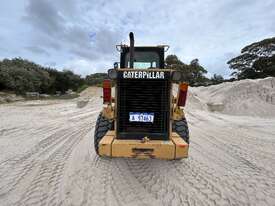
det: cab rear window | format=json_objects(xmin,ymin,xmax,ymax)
[{"xmin": 125, "ymin": 51, "xmax": 160, "ymax": 69}]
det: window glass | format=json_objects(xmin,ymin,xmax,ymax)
[{"xmin": 125, "ymin": 51, "xmax": 160, "ymax": 69}]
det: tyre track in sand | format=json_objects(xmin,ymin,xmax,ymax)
[
  {"xmin": 15, "ymin": 123, "xmax": 91, "ymax": 206},
  {"xmin": 71, "ymin": 155, "xmax": 112, "ymax": 206},
  {"xmin": 81, "ymin": 155, "xmax": 110, "ymax": 206},
  {"xmin": 0, "ymin": 127, "xmax": 73, "ymax": 198},
  {"xmin": 187, "ymin": 113, "xmax": 275, "ymax": 206},
  {"xmin": 125, "ymin": 158, "xmax": 227, "ymax": 206},
  {"xmin": 0, "ymin": 122, "xmax": 91, "ymax": 198},
  {"xmin": 109, "ymin": 159, "xmax": 161, "ymax": 206},
  {"xmin": 0, "ymin": 101, "xmax": 101, "ymax": 173},
  {"xmin": 0, "ymin": 98, "xmax": 100, "ymax": 205}
]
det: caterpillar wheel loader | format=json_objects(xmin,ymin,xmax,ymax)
[{"xmin": 94, "ymin": 32, "xmax": 189, "ymax": 160}]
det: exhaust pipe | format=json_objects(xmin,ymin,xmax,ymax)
[{"xmin": 129, "ymin": 32, "xmax": 134, "ymax": 68}]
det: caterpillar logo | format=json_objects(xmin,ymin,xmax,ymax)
[{"xmin": 123, "ymin": 71, "xmax": 165, "ymax": 79}]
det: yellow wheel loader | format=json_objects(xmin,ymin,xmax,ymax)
[{"xmin": 94, "ymin": 32, "xmax": 189, "ymax": 160}]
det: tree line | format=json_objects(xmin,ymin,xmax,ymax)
[
  {"xmin": 0, "ymin": 58, "xmax": 85, "ymax": 95},
  {"xmin": 0, "ymin": 58, "xmax": 111, "ymax": 95}
]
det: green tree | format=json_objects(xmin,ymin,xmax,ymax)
[
  {"xmin": 189, "ymin": 59, "xmax": 208, "ymax": 85},
  {"xmin": 227, "ymin": 37, "xmax": 275, "ymax": 79},
  {"xmin": 85, "ymin": 73, "xmax": 108, "ymax": 86},
  {"xmin": 165, "ymin": 55, "xmax": 208, "ymax": 86}
]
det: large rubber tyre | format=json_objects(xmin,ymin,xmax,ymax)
[
  {"xmin": 172, "ymin": 118, "xmax": 190, "ymax": 144},
  {"xmin": 94, "ymin": 113, "xmax": 113, "ymax": 155}
]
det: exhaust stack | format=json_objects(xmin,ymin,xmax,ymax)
[{"xmin": 129, "ymin": 32, "xmax": 135, "ymax": 68}]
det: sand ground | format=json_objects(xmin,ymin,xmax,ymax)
[{"xmin": 0, "ymin": 79, "xmax": 275, "ymax": 206}]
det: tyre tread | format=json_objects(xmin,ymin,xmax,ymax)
[
  {"xmin": 94, "ymin": 113, "xmax": 113, "ymax": 154},
  {"xmin": 172, "ymin": 118, "xmax": 190, "ymax": 143}
]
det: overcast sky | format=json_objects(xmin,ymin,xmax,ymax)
[{"xmin": 0, "ymin": 0, "xmax": 275, "ymax": 77}]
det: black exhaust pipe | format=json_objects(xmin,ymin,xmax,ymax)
[{"xmin": 129, "ymin": 32, "xmax": 134, "ymax": 68}]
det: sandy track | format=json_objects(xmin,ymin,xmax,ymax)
[{"xmin": 0, "ymin": 86, "xmax": 275, "ymax": 206}]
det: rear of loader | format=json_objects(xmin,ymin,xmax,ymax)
[{"xmin": 94, "ymin": 32, "xmax": 189, "ymax": 160}]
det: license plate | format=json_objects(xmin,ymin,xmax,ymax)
[{"xmin": 129, "ymin": 112, "xmax": 154, "ymax": 123}]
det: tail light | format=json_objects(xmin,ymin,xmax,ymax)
[
  {"xmin": 103, "ymin": 79, "xmax": 111, "ymax": 104},
  {"xmin": 177, "ymin": 83, "xmax": 188, "ymax": 107}
]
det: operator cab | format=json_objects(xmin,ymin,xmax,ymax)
[{"xmin": 119, "ymin": 46, "xmax": 166, "ymax": 69}]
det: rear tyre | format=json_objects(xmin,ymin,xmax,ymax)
[
  {"xmin": 94, "ymin": 113, "xmax": 113, "ymax": 155},
  {"xmin": 172, "ymin": 118, "xmax": 189, "ymax": 144}
]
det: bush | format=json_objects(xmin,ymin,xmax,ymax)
[{"xmin": 0, "ymin": 58, "xmax": 85, "ymax": 95}]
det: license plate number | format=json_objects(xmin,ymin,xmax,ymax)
[{"xmin": 129, "ymin": 112, "xmax": 154, "ymax": 123}]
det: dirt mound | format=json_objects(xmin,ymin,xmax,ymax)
[
  {"xmin": 187, "ymin": 77, "xmax": 275, "ymax": 117},
  {"xmin": 79, "ymin": 86, "xmax": 101, "ymax": 98},
  {"xmin": 76, "ymin": 86, "xmax": 102, "ymax": 108}
]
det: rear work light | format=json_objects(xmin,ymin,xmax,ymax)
[
  {"xmin": 108, "ymin": 69, "xmax": 117, "ymax": 79},
  {"xmin": 103, "ymin": 79, "xmax": 111, "ymax": 104},
  {"xmin": 177, "ymin": 83, "xmax": 188, "ymax": 107}
]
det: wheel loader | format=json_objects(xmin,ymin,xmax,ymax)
[{"xmin": 94, "ymin": 32, "xmax": 189, "ymax": 160}]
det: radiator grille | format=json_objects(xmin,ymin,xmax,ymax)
[{"xmin": 117, "ymin": 78, "xmax": 170, "ymax": 140}]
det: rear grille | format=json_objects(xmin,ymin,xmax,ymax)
[{"xmin": 117, "ymin": 78, "xmax": 170, "ymax": 140}]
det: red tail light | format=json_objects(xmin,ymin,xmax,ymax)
[
  {"xmin": 103, "ymin": 79, "xmax": 111, "ymax": 104},
  {"xmin": 178, "ymin": 83, "xmax": 188, "ymax": 107}
]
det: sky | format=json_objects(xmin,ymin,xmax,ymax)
[{"xmin": 0, "ymin": 0, "xmax": 275, "ymax": 77}]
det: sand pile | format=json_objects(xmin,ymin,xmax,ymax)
[
  {"xmin": 79, "ymin": 87, "xmax": 101, "ymax": 98},
  {"xmin": 77, "ymin": 86, "xmax": 102, "ymax": 108},
  {"xmin": 187, "ymin": 77, "xmax": 275, "ymax": 117}
]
